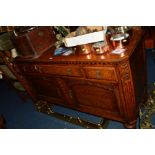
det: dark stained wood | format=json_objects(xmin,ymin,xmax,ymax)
[
  {"xmin": 12, "ymin": 26, "xmax": 56, "ymax": 59},
  {"xmin": 14, "ymin": 28, "xmax": 147, "ymax": 128}
]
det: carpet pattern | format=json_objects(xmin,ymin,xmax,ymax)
[
  {"xmin": 140, "ymin": 82, "xmax": 155, "ymax": 128},
  {"xmin": 139, "ymin": 49, "xmax": 155, "ymax": 129}
]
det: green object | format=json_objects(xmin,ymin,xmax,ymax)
[
  {"xmin": 54, "ymin": 26, "xmax": 70, "ymax": 48},
  {"xmin": 13, "ymin": 81, "xmax": 25, "ymax": 91},
  {"xmin": 54, "ymin": 26, "xmax": 70, "ymax": 37},
  {"xmin": 0, "ymin": 65, "xmax": 16, "ymax": 80},
  {"xmin": 0, "ymin": 32, "xmax": 14, "ymax": 51}
]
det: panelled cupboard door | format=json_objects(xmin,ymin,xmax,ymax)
[
  {"xmin": 61, "ymin": 78, "xmax": 124, "ymax": 120},
  {"xmin": 27, "ymin": 76, "xmax": 64, "ymax": 104}
]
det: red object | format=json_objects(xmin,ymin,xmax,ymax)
[
  {"xmin": 12, "ymin": 26, "xmax": 56, "ymax": 59},
  {"xmin": 145, "ymin": 39, "xmax": 154, "ymax": 49}
]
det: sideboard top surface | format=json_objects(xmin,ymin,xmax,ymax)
[{"xmin": 15, "ymin": 29, "xmax": 144, "ymax": 64}]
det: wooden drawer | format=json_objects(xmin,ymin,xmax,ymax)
[
  {"xmin": 39, "ymin": 65, "xmax": 84, "ymax": 77},
  {"xmin": 20, "ymin": 64, "xmax": 41, "ymax": 73},
  {"xmin": 20, "ymin": 64, "xmax": 31, "ymax": 73},
  {"xmin": 84, "ymin": 67, "xmax": 117, "ymax": 81}
]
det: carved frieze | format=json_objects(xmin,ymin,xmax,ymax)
[
  {"xmin": 119, "ymin": 61, "xmax": 130, "ymax": 82},
  {"xmin": 50, "ymin": 60, "xmax": 115, "ymax": 66}
]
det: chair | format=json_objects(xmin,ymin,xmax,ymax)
[{"xmin": 0, "ymin": 31, "xmax": 28, "ymax": 101}]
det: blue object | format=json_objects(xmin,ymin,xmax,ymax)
[{"xmin": 54, "ymin": 47, "xmax": 72, "ymax": 56}]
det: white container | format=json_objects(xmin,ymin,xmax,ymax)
[{"xmin": 64, "ymin": 27, "xmax": 107, "ymax": 47}]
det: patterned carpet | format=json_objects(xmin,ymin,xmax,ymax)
[
  {"xmin": 140, "ymin": 82, "xmax": 155, "ymax": 128},
  {"xmin": 139, "ymin": 48, "xmax": 155, "ymax": 129}
]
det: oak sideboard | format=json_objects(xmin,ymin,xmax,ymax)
[{"xmin": 14, "ymin": 29, "xmax": 147, "ymax": 128}]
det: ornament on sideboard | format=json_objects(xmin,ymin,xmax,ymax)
[
  {"xmin": 12, "ymin": 26, "xmax": 56, "ymax": 59},
  {"xmin": 54, "ymin": 26, "xmax": 70, "ymax": 48},
  {"xmin": 64, "ymin": 26, "xmax": 107, "ymax": 48}
]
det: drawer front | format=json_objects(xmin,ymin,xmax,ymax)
[
  {"xmin": 39, "ymin": 65, "xmax": 83, "ymax": 77},
  {"xmin": 84, "ymin": 67, "xmax": 117, "ymax": 81},
  {"xmin": 19, "ymin": 64, "xmax": 41, "ymax": 74},
  {"xmin": 20, "ymin": 64, "xmax": 31, "ymax": 73}
]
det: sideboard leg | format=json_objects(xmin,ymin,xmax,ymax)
[{"xmin": 124, "ymin": 121, "xmax": 137, "ymax": 129}]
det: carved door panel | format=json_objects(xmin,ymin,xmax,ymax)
[
  {"xmin": 27, "ymin": 76, "xmax": 64, "ymax": 104},
  {"xmin": 62, "ymin": 78, "xmax": 124, "ymax": 119}
]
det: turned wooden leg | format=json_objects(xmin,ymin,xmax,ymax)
[{"xmin": 124, "ymin": 121, "xmax": 137, "ymax": 129}]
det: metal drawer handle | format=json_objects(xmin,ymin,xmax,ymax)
[
  {"xmin": 69, "ymin": 90, "xmax": 73, "ymax": 99},
  {"xmin": 34, "ymin": 65, "xmax": 38, "ymax": 71},
  {"xmin": 38, "ymin": 31, "xmax": 44, "ymax": 36},
  {"xmin": 33, "ymin": 65, "xmax": 42, "ymax": 73},
  {"xmin": 67, "ymin": 68, "xmax": 72, "ymax": 76},
  {"xmin": 38, "ymin": 66, "xmax": 42, "ymax": 73},
  {"xmin": 23, "ymin": 66, "xmax": 26, "ymax": 72},
  {"xmin": 57, "ymin": 88, "xmax": 61, "ymax": 97},
  {"xmin": 96, "ymin": 70, "xmax": 101, "ymax": 79}
]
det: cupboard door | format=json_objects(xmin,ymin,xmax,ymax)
[
  {"xmin": 62, "ymin": 78, "xmax": 123, "ymax": 119},
  {"xmin": 27, "ymin": 76, "xmax": 64, "ymax": 104}
]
